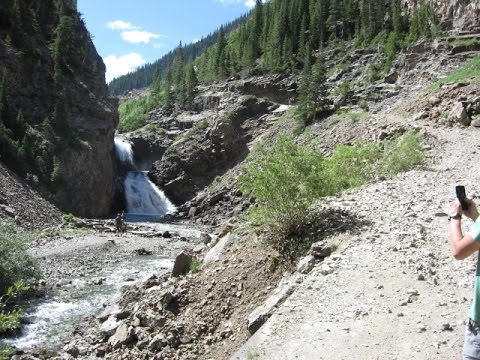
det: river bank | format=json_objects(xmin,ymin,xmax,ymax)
[{"xmin": 1, "ymin": 220, "xmax": 205, "ymax": 356}]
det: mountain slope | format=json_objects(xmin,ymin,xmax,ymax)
[
  {"xmin": 0, "ymin": 0, "xmax": 118, "ymax": 217},
  {"xmin": 232, "ymin": 99, "xmax": 479, "ymax": 359}
]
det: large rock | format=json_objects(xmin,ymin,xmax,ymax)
[
  {"xmin": 297, "ymin": 255, "xmax": 316, "ymax": 274},
  {"xmin": 108, "ymin": 323, "xmax": 135, "ymax": 349},
  {"xmin": 247, "ymin": 275, "xmax": 299, "ymax": 334},
  {"xmin": 99, "ymin": 316, "xmax": 120, "ymax": 337},
  {"xmin": 203, "ymin": 233, "xmax": 237, "ymax": 264},
  {"xmin": 171, "ymin": 251, "xmax": 193, "ymax": 277},
  {"xmin": 450, "ymin": 102, "xmax": 470, "ymax": 126}
]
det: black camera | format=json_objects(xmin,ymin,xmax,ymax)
[{"xmin": 456, "ymin": 185, "xmax": 469, "ymax": 211}]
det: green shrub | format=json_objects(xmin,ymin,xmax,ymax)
[
  {"xmin": 63, "ymin": 213, "xmax": 75, "ymax": 223},
  {"xmin": 0, "ymin": 344, "xmax": 14, "ymax": 359},
  {"xmin": 189, "ymin": 260, "xmax": 201, "ymax": 273},
  {"xmin": 118, "ymin": 96, "xmax": 159, "ymax": 133},
  {"xmin": 0, "ymin": 281, "xmax": 29, "ymax": 335},
  {"xmin": 239, "ymin": 131, "xmax": 424, "ymax": 252},
  {"xmin": 377, "ymin": 131, "xmax": 424, "ymax": 176},
  {"xmin": 239, "ymin": 135, "xmax": 327, "ymax": 237},
  {"xmin": 0, "ymin": 219, "xmax": 39, "ymax": 292}
]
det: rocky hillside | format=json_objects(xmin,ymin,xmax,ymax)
[
  {"xmin": 413, "ymin": 0, "xmax": 480, "ymax": 32},
  {"xmin": 0, "ymin": 162, "xmax": 61, "ymax": 229},
  {"xmin": 0, "ymin": 0, "xmax": 117, "ymax": 217}
]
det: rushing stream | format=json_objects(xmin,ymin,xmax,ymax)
[
  {"xmin": 1, "ymin": 136, "xmax": 189, "ymax": 351},
  {"xmin": 4, "ymin": 256, "xmax": 174, "ymax": 350}
]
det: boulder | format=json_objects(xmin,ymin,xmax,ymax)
[
  {"xmin": 148, "ymin": 333, "xmax": 168, "ymax": 352},
  {"xmin": 99, "ymin": 316, "xmax": 120, "ymax": 337},
  {"xmin": 310, "ymin": 241, "xmax": 333, "ymax": 259},
  {"xmin": 63, "ymin": 344, "xmax": 79, "ymax": 358},
  {"xmin": 171, "ymin": 251, "xmax": 193, "ymax": 277},
  {"xmin": 0, "ymin": 204, "xmax": 15, "ymax": 218},
  {"xmin": 247, "ymin": 275, "xmax": 298, "ymax": 334},
  {"xmin": 471, "ymin": 119, "xmax": 480, "ymax": 127},
  {"xmin": 203, "ymin": 233, "xmax": 236, "ymax": 264},
  {"xmin": 428, "ymin": 95, "xmax": 441, "ymax": 106},
  {"xmin": 108, "ymin": 323, "xmax": 135, "ymax": 349},
  {"xmin": 449, "ymin": 102, "xmax": 470, "ymax": 126},
  {"xmin": 384, "ymin": 70, "xmax": 398, "ymax": 84},
  {"xmin": 297, "ymin": 255, "xmax": 316, "ymax": 274}
]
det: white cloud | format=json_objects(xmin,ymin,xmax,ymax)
[
  {"xmin": 106, "ymin": 20, "xmax": 138, "ymax": 31},
  {"xmin": 103, "ymin": 53, "xmax": 146, "ymax": 83},
  {"xmin": 121, "ymin": 30, "xmax": 163, "ymax": 44},
  {"xmin": 215, "ymin": 0, "xmax": 264, "ymax": 8},
  {"xmin": 153, "ymin": 43, "xmax": 166, "ymax": 49}
]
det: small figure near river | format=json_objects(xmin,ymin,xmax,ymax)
[{"xmin": 115, "ymin": 212, "xmax": 127, "ymax": 234}]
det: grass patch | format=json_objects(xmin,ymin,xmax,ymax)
[
  {"xmin": 448, "ymin": 37, "xmax": 480, "ymax": 48},
  {"xmin": 432, "ymin": 54, "xmax": 480, "ymax": 90},
  {"xmin": 328, "ymin": 110, "xmax": 370, "ymax": 124},
  {"xmin": 239, "ymin": 131, "xmax": 424, "ymax": 257},
  {"xmin": 189, "ymin": 259, "xmax": 201, "ymax": 274},
  {"xmin": 143, "ymin": 124, "xmax": 167, "ymax": 136},
  {"xmin": 57, "ymin": 227, "xmax": 91, "ymax": 237},
  {"xmin": 118, "ymin": 95, "xmax": 159, "ymax": 133},
  {"xmin": 185, "ymin": 119, "xmax": 209, "ymax": 138}
]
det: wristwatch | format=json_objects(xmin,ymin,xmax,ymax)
[{"xmin": 449, "ymin": 211, "xmax": 462, "ymax": 221}]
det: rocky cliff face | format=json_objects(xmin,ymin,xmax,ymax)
[
  {"xmin": 405, "ymin": 0, "xmax": 480, "ymax": 32},
  {"xmin": 149, "ymin": 95, "xmax": 276, "ymax": 205},
  {"xmin": 0, "ymin": 0, "xmax": 117, "ymax": 217}
]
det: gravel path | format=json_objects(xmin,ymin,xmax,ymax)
[{"xmin": 232, "ymin": 111, "xmax": 480, "ymax": 359}]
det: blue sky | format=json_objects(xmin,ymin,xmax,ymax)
[{"xmin": 77, "ymin": 0, "xmax": 254, "ymax": 83}]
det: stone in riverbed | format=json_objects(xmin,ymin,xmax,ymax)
[
  {"xmin": 108, "ymin": 323, "xmax": 135, "ymax": 349},
  {"xmin": 100, "ymin": 316, "xmax": 120, "ymax": 337}
]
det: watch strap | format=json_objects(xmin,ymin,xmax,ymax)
[{"xmin": 449, "ymin": 211, "xmax": 462, "ymax": 221}]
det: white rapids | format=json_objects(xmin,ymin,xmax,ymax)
[{"xmin": 114, "ymin": 137, "xmax": 176, "ymax": 220}]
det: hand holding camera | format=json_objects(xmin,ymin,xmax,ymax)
[{"xmin": 454, "ymin": 186, "xmax": 479, "ymax": 221}]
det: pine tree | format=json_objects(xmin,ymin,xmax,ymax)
[
  {"xmin": 246, "ymin": 0, "xmax": 263, "ymax": 66},
  {"xmin": 173, "ymin": 44, "xmax": 186, "ymax": 108},
  {"xmin": 215, "ymin": 27, "xmax": 227, "ymax": 78},
  {"xmin": 151, "ymin": 68, "xmax": 162, "ymax": 100},
  {"xmin": 161, "ymin": 68, "xmax": 174, "ymax": 113},
  {"xmin": 310, "ymin": 54, "xmax": 328, "ymax": 116},
  {"xmin": 52, "ymin": 15, "xmax": 76, "ymax": 81},
  {"xmin": 184, "ymin": 62, "xmax": 198, "ymax": 110},
  {"xmin": 297, "ymin": 49, "xmax": 329, "ymax": 125}
]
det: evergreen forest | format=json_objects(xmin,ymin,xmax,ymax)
[{"xmin": 112, "ymin": 0, "xmax": 438, "ymax": 127}]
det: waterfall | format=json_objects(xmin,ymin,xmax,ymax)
[
  {"xmin": 124, "ymin": 172, "xmax": 176, "ymax": 219},
  {"xmin": 114, "ymin": 137, "xmax": 176, "ymax": 220},
  {"xmin": 114, "ymin": 137, "xmax": 134, "ymax": 165}
]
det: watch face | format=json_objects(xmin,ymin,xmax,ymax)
[{"xmin": 450, "ymin": 211, "xmax": 461, "ymax": 220}]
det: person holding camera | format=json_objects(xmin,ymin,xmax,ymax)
[{"xmin": 449, "ymin": 190, "xmax": 480, "ymax": 359}]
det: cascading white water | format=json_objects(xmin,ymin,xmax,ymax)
[
  {"xmin": 114, "ymin": 137, "xmax": 134, "ymax": 165},
  {"xmin": 124, "ymin": 171, "xmax": 176, "ymax": 218},
  {"xmin": 114, "ymin": 137, "xmax": 176, "ymax": 220}
]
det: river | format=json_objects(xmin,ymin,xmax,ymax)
[{"xmin": 0, "ymin": 137, "xmax": 195, "ymax": 352}]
